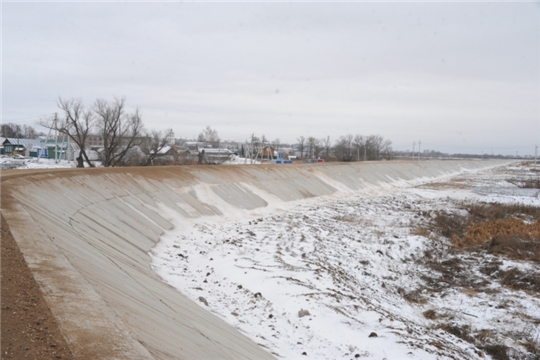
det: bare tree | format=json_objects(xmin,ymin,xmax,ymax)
[
  {"xmin": 311, "ymin": 138, "xmax": 322, "ymax": 158},
  {"xmin": 1, "ymin": 123, "xmax": 40, "ymax": 139},
  {"xmin": 94, "ymin": 98, "xmax": 144, "ymax": 167},
  {"xmin": 23, "ymin": 125, "xmax": 39, "ymax": 139},
  {"xmin": 40, "ymin": 98, "xmax": 95, "ymax": 168},
  {"xmin": 307, "ymin": 136, "xmax": 318, "ymax": 158},
  {"xmin": 381, "ymin": 139, "xmax": 393, "ymax": 160},
  {"xmin": 334, "ymin": 134, "xmax": 354, "ymax": 161},
  {"xmin": 253, "ymin": 134, "xmax": 270, "ymax": 160},
  {"xmin": 142, "ymin": 130, "xmax": 170, "ymax": 166},
  {"xmin": 297, "ymin": 136, "xmax": 306, "ymax": 159},
  {"xmin": 197, "ymin": 126, "xmax": 220, "ymax": 148},
  {"xmin": 365, "ymin": 135, "xmax": 383, "ymax": 160},
  {"xmin": 353, "ymin": 134, "xmax": 365, "ymax": 161},
  {"xmin": 322, "ymin": 136, "xmax": 332, "ymax": 159},
  {"xmin": 272, "ymin": 138, "xmax": 280, "ymax": 150},
  {"xmin": 247, "ymin": 134, "xmax": 261, "ymax": 161},
  {"xmin": 1, "ymin": 123, "xmax": 28, "ymax": 138}
]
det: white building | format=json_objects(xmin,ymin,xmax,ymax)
[{"xmin": 166, "ymin": 129, "xmax": 175, "ymax": 145}]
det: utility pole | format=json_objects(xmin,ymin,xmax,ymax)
[
  {"xmin": 250, "ymin": 134, "xmax": 254, "ymax": 164},
  {"xmin": 40, "ymin": 113, "xmax": 57, "ymax": 163},
  {"xmin": 364, "ymin": 145, "xmax": 366, "ymax": 161},
  {"xmin": 255, "ymin": 136, "xmax": 261, "ymax": 164},
  {"xmin": 54, "ymin": 113, "xmax": 59, "ymax": 163},
  {"xmin": 535, "ymin": 145, "xmax": 538, "ymax": 170},
  {"xmin": 60, "ymin": 131, "xmax": 67, "ymax": 161},
  {"xmin": 119, "ymin": 114, "xmax": 122, "ymax": 149},
  {"xmin": 418, "ymin": 141, "xmax": 421, "ymax": 160},
  {"xmin": 412, "ymin": 142, "xmax": 416, "ymax": 160}
]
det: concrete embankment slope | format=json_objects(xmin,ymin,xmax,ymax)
[{"xmin": 1, "ymin": 160, "xmax": 510, "ymax": 359}]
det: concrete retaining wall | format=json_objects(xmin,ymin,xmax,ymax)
[{"xmin": 1, "ymin": 160, "xmax": 510, "ymax": 359}]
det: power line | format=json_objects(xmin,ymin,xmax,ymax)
[{"xmin": 3, "ymin": 114, "xmax": 55, "ymax": 124}]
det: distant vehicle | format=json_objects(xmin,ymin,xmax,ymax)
[{"xmin": 304, "ymin": 158, "xmax": 325, "ymax": 163}]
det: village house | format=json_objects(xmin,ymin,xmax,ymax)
[
  {"xmin": 180, "ymin": 141, "xmax": 233, "ymax": 164},
  {"xmin": 1, "ymin": 138, "xmax": 42, "ymax": 156}
]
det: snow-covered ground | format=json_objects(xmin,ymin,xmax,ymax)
[
  {"xmin": 0, "ymin": 156, "xmax": 77, "ymax": 169},
  {"xmin": 223, "ymin": 155, "xmax": 262, "ymax": 165},
  {"xmin": 152, "ymin": 164, "xmax": 540, "ymax": 359}
]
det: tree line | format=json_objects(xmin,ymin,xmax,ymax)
[
  {"xmin": 233, "ymin": 133, "xmax": 392, "ymax": 162},
  {"xmin": 296, "ymin": 134, "xmax": 392, "ymax": 161},
  {"xmin": 1, "ymin": 123, "xmax": 43, "ymax": 139},
  {"xmin": 40, "ymin": 97, "xmax": 169, "ymax": 168},
  {"xmin": 8, "ymin": 96, "xmax": 393, "ymax": 167}
]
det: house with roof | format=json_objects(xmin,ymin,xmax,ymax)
[
  {"xmin": 261, "ymin": 146, "xmax": 275, "ymax": 159},
  {"xmin": 179, "ymin": 142, "xmax": 232, "ymax": 164},
  {"xmin": 2, "ymin": 138, "xmax": 42, "ymax": 156},
  {"xmin": 33, "ymin": 139, "xmax": 70, "ymax": 160},
  {"xmin": 150, "ymin": 145, "xmax": 181, "ymax": 165},
  {"xmin": 201, "ymin": 147, "xmax": 233, "ymax": 164}
]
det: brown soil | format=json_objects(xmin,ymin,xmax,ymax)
[{"xmin": 1, "ymin": 214, "xmax": 73, "ymax": 360}]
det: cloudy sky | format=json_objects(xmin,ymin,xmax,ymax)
[{"xmin": 3, "ymin": 1, "xmax": 539, "ymax": 154}]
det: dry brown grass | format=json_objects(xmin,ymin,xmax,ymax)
[
  {"xmin": 422, "ymin": 309, "xmax": 437, "ymax": 320},
  {"xmin": 438, "ymin": 324, "xmax": 473, "ymax": 343},
  {"xmin": 521, "ymin": 179, "xmax": 540, "ymax": 189},
  {"xmin": 487, "ymin": 235, "xmax": 540, "ymax": 263},
  {"xmin": 523, "ymin": 340, "xmax": 540, "ymax": 356},
  {"xmin": 475, "ymin": 329, "xmax": 494, "ymax": 343},
  {"xmin": 401, "ymin": 288, "xmax": 428, "ymax": 304},
  {"xmin": 459, "ymin": 222, "xmax": 540, "ymax": 264},
  {"xmin": 429, "ymin": 204, "xmax": 540, "ymax": 264},
  {"xmin": 499, "ymin": 268, "xmax": 540, "ymax": 293},
  {"xmin": 466, "ymin": 203, "xmax": 540, "ymax": 221},
  {"xmin": 419, "ymin": 181, "xmax": 471, "ymax": 190},
  {"xmin": 483, "ymin": 345, "xmax": 509, "ymax": 360},
  {"xmin": 411, "ymin": 227, "xmax": 430, "ymax": 237},
  {"xmin": 436, "ymin": 325, "xmax": 517, "ymax": 360},
  {"xmin": 479, "ymin": 260, "xmax": 503, "ymax": 277},
  {"xmin": 421, "ymin": 255, "xmax": 491, "ymax": 291},
  {"xmin": 461, "ymin": 288, "xmax": 479, "ymax": 297},
  {"xmin": 418, "ymin": 201, "xmax": 540, "ymax": 358},
  {"xmin": 457, "ymin": 218, "xmax": 540, "ymax": 247},
  {"xmin": 432, "ymin": 211, "xmax": 468, "ymax": 239}
]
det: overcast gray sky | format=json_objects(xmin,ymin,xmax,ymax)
[{"xmin": 3, "ymin": 1, "xmax": 539, "ymax": 154}]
